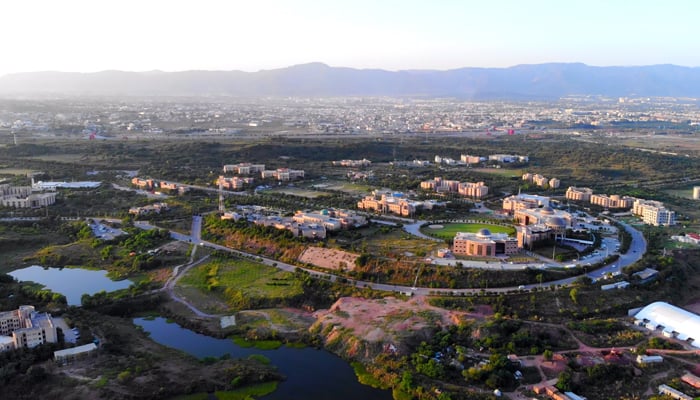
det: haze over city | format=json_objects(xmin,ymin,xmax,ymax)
[{"xmin": 2, "ymin": 0, "xmax": 700, "ymax": 77}]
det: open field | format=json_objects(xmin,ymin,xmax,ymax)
[
  {"xmin": 363, "ymin": 228, "xmax": 443, "ymax": 257},
  {"xmin": 310, "ymin": 180, "xmax": 373, "ymax": 195},
  {"xmin": 298, "ymin": 247, "xmax": 359, "ymax": 271},
  {"xmin": 178, "ymin": 257, "xmax": 303, "ymax": 308},
  {"xmin": 0, "ymin": 167, "xmax": 37, "ymax": 175},
  {"xmin": 470, "ymin": 167, "xmax": 523, "ymax": 177},
  {"xmin": 266, "ymin": 186, "xmax": 330, "ymax": 198},
  {"xmin": 664, "ymin": 187, "xmax": 699, "ymax": 200},
  {"xmin": 421, "ymin": 222, "xmax": 516, "ymax": 240}
]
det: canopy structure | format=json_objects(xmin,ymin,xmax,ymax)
[{"xmin": 634, "ymin": 301, "xmax": 700, "ymax": 347}]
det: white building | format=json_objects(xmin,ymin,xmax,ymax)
[{"xmin": 634, "ymin": 302, "xmax": 700, "ymax": 348}]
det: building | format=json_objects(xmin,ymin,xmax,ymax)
[
  {"xmin": 129, "ymin": 202, "xmax": 169, "ymax": 216},
  {"xmin": 693, "ymin": 186, "xmax": 700, "ymax": 200},
  {"xmin": 632, "ymin": 267, "xmax": 659, "ymax": 284},
  {"xmin": 453, "ymin": 229, "xmax": 518, "ymax": 257},
  {"xmin": 460, "ymin": 154, "xmax": 482, "ymax": 164},
  {"xmin": 0, "ymin": 306, "xmax": 58, "ymax": 351},
  {"xmin": 634, "ymin": 302, "xmax": 700, "ymax": 348},
  {"xmin": 420, "ymin": 177, "xmax": 460, "ymax": 193},
  {"xmin": 590, "ymin": 194, "xmax": 635, "ymax": 209},
  {"xmin": 217, "ymin": 175, "xmax": 254, "ymax": 190},
  {"xmin": 293, "ymin": 209, "xmax": 366, "ymax": 230},
  {"xmin": 502, "ymin": 194, "xmax": 550, "ymax": 213},
  {"xmin": 131, "ymin": 177, "xmax": 156, "ymax": 190},
  {"xmin": 632, "ymin": 199, "xmax": 676, "ymax": 226},
  {"xmin": 223, "ymin": 163, "xmax": 265, "ymax": 174},
  {"xmin": 0, "ymin": 184, "xmax": 56, "ymax": 208},
  {"xmin": 636, "ymin": 354, "xmax": 663, "ymax": 364},
  {"xmin": 357, "ymin": 193, "xmax": 417, "ymax": 217},
  {"xmin": 458, "ymin": 181, "xmax": 488, "ymax": 198},
  {"xmin": 488, "ymin": 154, "xmax": 528, "ymax": 163},
  {"xmin": 253, "ymin": 215, "xmax": 326, "ymax": 239},
  {"xmin": 261, "ymin": 168, "xmax": 305, "ymax": 181},
  {"xmin": 54, "ymin": 343, "xmax": 98, "ymax": 365},
  {"xmin": 680, "ymin": 372, "xmax": 700, "ymax": 389},
  {"xmin": 565, "ymin": 187, "xmax": 593, "ymax": 202},
  {"xmin": 514, "ymin": 206, "xmax": 573, "ymax": 230},
  {"xmin": 332, "ymin": 159, "xmax": 371, "ymax": 167},
  {"xmin": 658, "ymin": 384, "xmax": 693, "ymax": 400}
]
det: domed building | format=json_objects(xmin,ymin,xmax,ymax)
[{"xmin": 453, "ymin": 228, "xmax": 518, "ymax": 257}]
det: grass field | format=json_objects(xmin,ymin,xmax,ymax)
[
  {"xmin": 471, "ymin": 167, "xmax": 523, "ymax": 178},
  {"xmin": 421, "ymin": 223, "xmax": 516, "ymax": 240},
  {"xmin": 179, "ymin": 257, "xmax": 303, "ymax": 299},
  {"xmin": 266, "ymin": 187, "xmax": 330, "ymax": 198},
  {"xmin": 311, "ymin": 180, "xmax": 373, "ymax": 195}
]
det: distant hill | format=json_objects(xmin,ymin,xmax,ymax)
[{"xmin": 2, "ymin": 62, "xmax": 700, "ymax": 99}]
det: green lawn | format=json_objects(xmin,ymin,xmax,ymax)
[
  {"xmin": 421, "ymin": 223, "xmax": 516, "ymax": 240},
  {"xmin": 179, "ymin": 257, "xmax": 303, "ymax": 299}
]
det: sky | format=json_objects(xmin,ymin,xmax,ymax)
[{"xmin": 1, "ymin": 0, "xmax": 699, "ymax": 77}]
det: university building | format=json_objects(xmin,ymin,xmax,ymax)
[
  {"xmin": 565, "ymin": 187, "xmax": 593, "ymax": 202},
  {"xmin": 0, "ymin": 306, "xmax": 58, "ymax": 352},
  {"xmin": 453, "ymin": 229, "xmax": 519, "ymax": 257},
  {"xmin": 632, "ymin": 199, "xmax": 676, "ymax": 226}
]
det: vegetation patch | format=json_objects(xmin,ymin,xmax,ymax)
[
  {"xmin": 213, "ymin": 382, "xmax": 278, "ymax": 400},
  {"xmin": 421, "ymin": 223, "xmax": 515, "ymax": 241}
]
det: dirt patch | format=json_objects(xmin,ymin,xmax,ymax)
[
  {"xmin": 313, "ymin": 296, "xmax": 480, "ymax": 354},
  {"xmin": 684, "ymin": 297, "xmax": 700, "ymax": 314},
  {"xmin": 298, "ymin": 247, "xmax": 358, "ymax": 271}
]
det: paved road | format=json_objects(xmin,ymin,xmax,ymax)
[{"xmin": 135, "ymin": 214, "xmax": 647, "ymax": 295}]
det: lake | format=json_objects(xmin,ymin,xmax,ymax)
[
  {"xmin": 134, "ymin": 317, "xmax": 392, "ymax": 400},
  {"xmin": 9, "ymin": 265, "xmax": 133, "ymax": 306}
]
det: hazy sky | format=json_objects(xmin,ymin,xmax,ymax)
[{"xmin": 2, "ymin": 0, "xmax": 698, "ymax": 77}]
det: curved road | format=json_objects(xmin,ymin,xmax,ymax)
[{"xmin": 135, "ymin": 215, "xmax": 647, "ymax": 296}]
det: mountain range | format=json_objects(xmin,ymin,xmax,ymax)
[{"xmin": 1, "ymin": 62, "xmax": 700, "ymax": 99}]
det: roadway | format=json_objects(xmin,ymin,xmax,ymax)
[{"xmin": 133, "ymin": 214, "xmax": 647, "ymax": 296}]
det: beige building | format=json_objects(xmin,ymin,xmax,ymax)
[
  {"xmin": 223, "ymin": 163, "xmax": 265, "ymax": 174},
  {"xmin": 129, "ymin": 202, "xmax": 169, "ymax": 216},
  {"xmin": 332, "ymin": 159, "xmax": 371, "ymax": 167},
  {"xmin": 633, "ymin": 199, "xmax": 676, "ymax": 226},
  {"xmin": 420, "ymin": 177, "xmax": 488, "ymax": 198},
  {"xmin": 502, "ymin": 194, "xmax": 550, "ymax": 213},
  {"xmin": 460, "ymin": 154, "xmax": 481, "ymax": 164},
  {"xmin": 453, "ymin": 229, "xmax": 518, "ymax": 257},
  {"xmin": 357, "ymin": 194, "xmax": 417, "ymax": 217},
  {"xmin": 261, "ymin": 168, "xmax": 305, "ymax": 181},
  {"xmin": 548, "ymin": 178, "xmax": 561, "ymax": 189},
  {"xmin": 566, "ymin": 186, "xmax": 593, "ymax": 202},
  {"xmin": 0, "ymin": 306, "xmax": 58, "ymax": 351},
  {"xmin": 217, "ymin": 175, "xmax": 254, "ymax": 190},
  {"xmin": 458, "ymin": 181, "xmax": 488, "ymax": 198},
  {"xmin": 590, "ymin": 194, "xmax": 635, "ymax": 209}
]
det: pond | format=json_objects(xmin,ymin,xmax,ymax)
[
  {"xmin": 9, "ymin": 265, "xmax": 133, "ymax": 306},
  {"xmin": 134, "ymin": 317, "xmax": 392, "ymax": 400}
]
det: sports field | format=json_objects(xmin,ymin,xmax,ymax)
[{"xmin": 421, "ymin": 223, "xmax": 515, "ymax": 240}]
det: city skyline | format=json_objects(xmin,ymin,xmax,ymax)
[{"xmin": 1, "ymin": 0, "xmax": 699, "ymax": 78}]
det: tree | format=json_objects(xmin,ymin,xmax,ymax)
[
  {"xmin": 543, "ymin": 349, "xmax": 554, "ymax": 362},
  {"xmin": 569, "ymin": 288, "xmax": 579, "ymax": 304}
]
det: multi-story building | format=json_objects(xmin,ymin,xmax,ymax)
[
  {"xmin": 488, "ymin": 154, "xmax": 528, "ymax": 163},
  {"xmin": 129, "ymin": 202, "xmax": 169, "ymax": 216},
  {"xmin": 217, "ymin": 175, "xmax": 254, "ymax": 190},
  {"xmin": 548, "ymin": 178, "xmax": 561, "ymax": 189},
  {"xmin": 590, "ymin": 194, "xmax": 635, "ymax": 209},
  {"xmin": 293, "ymin": 209, "xmax": 367, "ymax": 231},
  {"xmin": 633, "ymin": 199, "xmax": 676, "ymax": 226},
  {"xmin": 0, "ymin": 306, "xmax": 58, "ymax": 351},
  {"xmin": 420, "ymin": 177, "xmax": 488, "ymax": 198},
  {"xmin": 332, "ymin": 159, "xmax": 371, "ymax": 167},
  {"xmin": 223, "ymin": 163, "xmax": 265, "ymax": 175},
  {"xmin": 357, "ymin": 193, "xmax": 417, "ymax": 217},
  {"xmin": 453, "ymin": 229, "xmax": 518, "ymax": 257},
  {"xmin": 261, "ymin": 168, "xmax": 305, "ymax": 181},
  {"xmin": 458, "ymin": 182, "xmax": 488, "ymax": 198},
  {"xmin": 460, "ymin": 154, "xmax": 482, "ymax": 164},
  {"xmin": 131, "ymin": 177, "xmax": 157, "ymax": 190},
  {"xmin": 502, "ymin": 194, "xmax": 550, "ymax": 213},
  {"xmin": 565, "ymin": 186, "xmax": 593, "ymax": 202},
  {"xmin": 514, "ymin": 206, "xmax": 573, "ymax": 229},
  {"xmin": 253, "ymin": 216, "xmax": 326, "ymax": 239}
]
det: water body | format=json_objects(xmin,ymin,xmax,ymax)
[
  {"xmin": 9, "ymin": 265, "xmax": 133, "ymax": 306},
  {"xmin": 134, "ymin": 317, "xmax": 392, "ymax": 400}
]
